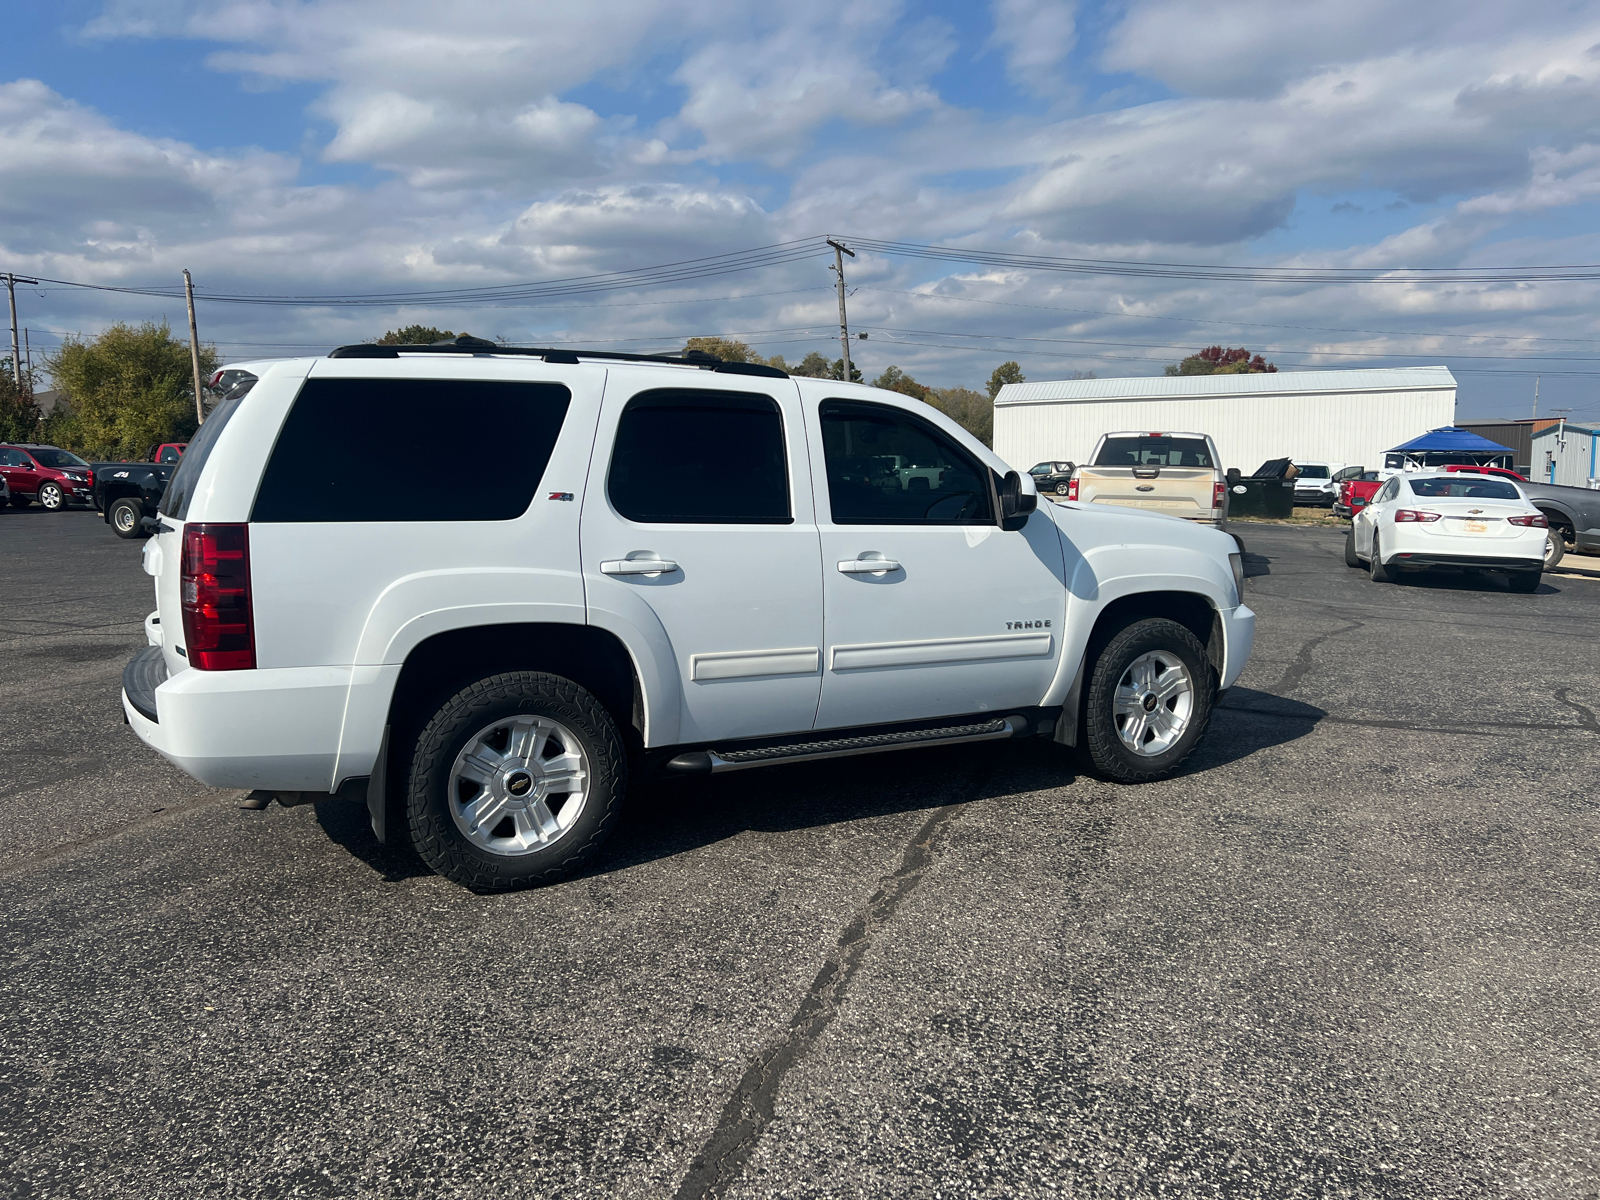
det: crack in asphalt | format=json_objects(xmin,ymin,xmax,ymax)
[
  {"xmin": 1273, "ymin": 620, "xmax": 1364, "ymax": 695},
  {"xmin": 0, "ymin": 794, "xmax": 229, "ymax": 878},
  {"xmin": 672, "ymin": 771, "xmax": 988, "ymax": 1200},
  {"xmin": 1554, "ymin": 689, "xmax": 1600, "ymax": 736},
  {"xmin": 1219, "ymin": 700, "xmax": 1587, "ymax": 739}
]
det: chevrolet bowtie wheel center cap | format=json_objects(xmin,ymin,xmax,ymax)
[
  {"xmin": 506, "ymin": 771, "xmax": 534, "ymax": 797},
  {"xmin": 1142, "ymin": 693, "xmax": 1159, "ymax": 712}
]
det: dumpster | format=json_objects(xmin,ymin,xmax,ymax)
[{"xmin": 1225, "ymin": 459, "xmax": 1298, "ymax": 518}]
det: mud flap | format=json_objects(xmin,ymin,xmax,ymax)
[{"xmin": 366, "ymin": 725, "xmax": 389, "ymax": 843}]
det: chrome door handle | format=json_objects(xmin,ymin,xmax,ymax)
[
  {"xmin": 838, "ymin": 555, "xmax": 901, "ymax": 575},
  {"xmin": 600, "ymin": 555, "xmax": 680, "ymax": 576}
]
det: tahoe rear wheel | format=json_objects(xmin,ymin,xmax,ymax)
[
  {"xmin": 406, "ymin": 671, "xmax": 625, "ymax": 891},
  {"xmin": 1078, "ymin": 617, "xmax": 1216, "ymax": 784}
]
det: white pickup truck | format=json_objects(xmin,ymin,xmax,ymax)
[
  {"xmin": 1067, "ymin": 431, "xmax": 1227, "ymax": 525},
  {"xmin": 121, "ymin": 342, "xmax": 1254, "ymax": 890}
]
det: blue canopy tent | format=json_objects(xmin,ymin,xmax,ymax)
[{"xmin": 1385, "ymin": 427, "xmax": 1515, "ymax": 471}]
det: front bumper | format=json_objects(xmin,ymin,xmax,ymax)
[{"xmin": 1219, "ymin": 603, "xmax": 1256, "ymax": 690}]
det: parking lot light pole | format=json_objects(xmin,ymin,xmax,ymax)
[{"xmin": 183, "ymin": 269, "xmax": 205, "ymax": 425}]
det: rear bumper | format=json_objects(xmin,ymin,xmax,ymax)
[
  {"xmin": 1390, "ymin": 552, "xmax": 1542, "ymax": 571},
  {"xmin": 121, "ymin": 654, "xmax": 382, "ymax": 791}
]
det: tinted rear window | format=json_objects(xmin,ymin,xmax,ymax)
[
  {"xmin": 1409, "ymin": 478, "xmax": 1521, "ymax": 500},
  {"xmin": 1095, "ymin": 437, "xmax": 1213, "ymax": 468},
  {"xmin": 607, "ymin": 388, "xmax": 790, "ymax": 524},
  {"xmin": 252, "ymin": 378, "xmax": 570, "ymax": 522},
  {"xmin": 1296, "ymin": 464, "xmax": 1329, "ymax": 479},
  {"xmin": 163, "ymin": 392, "xmax": 246, "ymax": 519}
]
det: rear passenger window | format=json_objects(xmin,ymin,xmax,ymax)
[
  {"xmin": 164, "ymin": 390, "xmax": 245, "ymax": 519},
  {"xmin": 607, "ymin": 388, "xmax": 790, "ymax": 524},
  {"xmin": 252, "ymin": 378, "xmax": 570, "ymax": 522}
]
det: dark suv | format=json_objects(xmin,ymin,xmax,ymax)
[
  {"xmin": 1027, "ymin": 460, "xmax": 1076, "ymax": 496},
  {"xmin": 0, "ymin": 444, "xmax": 95, "ymax": 511}
]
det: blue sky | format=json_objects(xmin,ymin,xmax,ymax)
[{"xmin": 5, "ymin": 0, "xmax": 1600, "ymax": 420}]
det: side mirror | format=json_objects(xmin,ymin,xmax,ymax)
[{"xmin": 999, "ymin": 470, "xmax": 1036, "ymax": 531}]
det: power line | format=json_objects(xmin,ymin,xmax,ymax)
[
  {"xmin": 845, "ymin": 237, "xmax": 1600, "ymax": 285},
  {"xmin": 856, "ymin": 286, "xmax": 1600, "ymax": 346}
]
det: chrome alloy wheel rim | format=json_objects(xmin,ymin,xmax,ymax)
[
  {"xmin": 40, "ymin": 484, "xmax": 62, "ymax": 510},
  {"xmin": 447, "ymin": 714, "xmax": 590, "ymax": 856},
  {"xmin": 1113, "ymin": 650, "xmax": 1194, "ymax": 756},
  {"xmin": 114, "ymin": 505, "xmax": 138, "ymax": 532}
]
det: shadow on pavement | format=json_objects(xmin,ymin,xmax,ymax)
[{"xmin": 315, "ymin": 691, "xmax": 1328, "ymax": 885}]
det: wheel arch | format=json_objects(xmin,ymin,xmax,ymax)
[
  {"xmin": 383, "ymin": 623, "xmax": 645, "ymax": 763},
  {"xmin": 1536, "ymin": 502, "xmax": 1576, "ymax": 541},
  {"xmin": 1053, "ymin": 589, "xmax": 1224, "ymax": 748}
]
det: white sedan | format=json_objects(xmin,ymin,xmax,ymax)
[{"xmin": 1344, "ymin": 471, "xmax": 1547, "ymax": 592}]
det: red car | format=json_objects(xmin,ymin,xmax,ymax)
[
  {"xmin": 0, "ymin": 443, "xmax": 96, "ymax": 511},
  {"xmin": 1443, "ymin": 464, "xmax": 1526, "ymax": 481},
  {"xmin": 1334, "ymin": 471, "xmax": 1382, "ymax": 518}
]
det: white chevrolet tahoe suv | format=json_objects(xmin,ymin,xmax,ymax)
[{"xmin": 122, "ymin": 340, "xmax": 1255, "ymax": 891}]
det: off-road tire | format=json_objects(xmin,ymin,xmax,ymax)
[
  {"xmin": 38, "ymin": 482, "xmax": 64, "ymax": 512},
  {"xmin": 1508, "ymin": 570, "xmax": 1541, "ymax": 594},
  {"xmin": 406, "ymin": 671, "xmax": 625, "ymax": 891},
  {"xmin": 1368, "ymin": 533, "xmax": 1393, "ymax": 583},
  {"xmin": 1076, "ymin": 617, "xmax": 1216, "ymax": 784},
  {"xmin": 1344, "ymin": 528, "xmax": 1362, "ymax": 567},
  {"xmin": 1544, "ymin": 529, "xmax": 1565, "ymax": 570},
  {"xmin": 110, "ymin": 498, "xmax": 147, "ymax": 539}
]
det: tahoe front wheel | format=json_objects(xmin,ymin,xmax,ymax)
[
  {"xmin": 406, "ymin": 671, "xmax": 626, "ymax": 891},
  {"xmin": 1078, "ymin": 617, "xmax": 1216, "ymax": 783}
]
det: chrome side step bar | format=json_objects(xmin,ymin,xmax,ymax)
[{"xmin": 665, "ymin": 715, "xmax": 1026, "ymax": 775}]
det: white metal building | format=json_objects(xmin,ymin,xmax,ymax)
[
  {"xmin": 1530, "ymin": 421, "xmax": 1600, "ymax": 487},
  {"xmin": 993, "ymin": 366, "xmax": 1457, "ymax": 475}
]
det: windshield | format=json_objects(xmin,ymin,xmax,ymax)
[
  {"xmin": 1409, "ymin": 478, "xmax": 1521, "ymax": 500},
  {"xmin": 1296, "ymin": 464, "xmax": 1328, "ymax": 479},
  {"xmin": 30, "ymin": 449, "xmax": 89, "ymax": 468},
  {"xmin": 1095, "ymin": 436, "xmax": 1213, "ymax": 468}
]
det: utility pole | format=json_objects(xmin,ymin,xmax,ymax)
[
  {"xmin": 826, "ymin": 238, "xmax": 855, "ymax": 382},
  {"xmin": 1532, "ymin": 375, "xmax": 1540, "ymax": 419},
  {"xmin": 183, "ymin": 269, "xmax": 205, "ymax": 424},
  {"xmin": 23, "ymin": 328, "xmax": 31, "ymax": 396},
  {"xmin": 6, "ymin": 272, "xmax": 38, "ymax": 389}
]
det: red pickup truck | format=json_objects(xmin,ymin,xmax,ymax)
[{"xmin": 1334, "ymin": 472, "xmax": 1382, "ymax": 518}]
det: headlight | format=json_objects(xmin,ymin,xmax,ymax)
[{"xmin": 1228, "ymin": 552, "xmax": 1244, "ymax": 603}]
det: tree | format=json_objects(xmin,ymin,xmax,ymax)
[
  {"xmin": 684, "ymin": 336, "xmax": 752, "ymax": 363},
  {"xmin": 0, "ymin": 357, "xmax": 42, "ymax": 443},
  {"xmin": 43, "ymin": 322, "xmax": 218, "ymax": 460},
  {"xmin": 987, "ymin": 361, "xmax": 1024, "ymax": 400},
  {"xmin": 375, "ymin": 325, "xmax": 458, "ymax": 345},
  {"xmin": 926, "ymin": 386, "xmax": 993, "ymax": 447},
  {"xmin": 1165, "ymin": 346, "xmax": 1276, "ymax": 376},
  {"xmin": 830, "ymin": 358, "xmax": 863, "ymax": 383},
  {"xmin": 792, "ymin": 351, "xmax": 833, "ymax": 378},
  {"xmin": 872, "ymin": 365, "xmax": 929, "ymax": 401}
]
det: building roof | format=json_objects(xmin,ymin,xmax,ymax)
[
  {"xmin": 1531, "ymin": 422, "xmax": 1600, "ymax": 438},
  {"xmin": 1389, "ymin": 426, "xmax": 1513, "ymax": 454},
  {"xmin": 994, "ymin": 365, "xmax": 1457, "ymax": 405}
]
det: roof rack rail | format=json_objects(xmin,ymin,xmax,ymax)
[{"xmin": 327, "ymin": 335, "xmax": 790, "ymax": 379}]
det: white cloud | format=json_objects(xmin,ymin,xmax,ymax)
[{"xmin": 988, "ymin": 0, "xmax": 1076, "ymax": 96}]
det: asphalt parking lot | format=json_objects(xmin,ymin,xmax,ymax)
[{"xmin": 3, "ymin": 507, "xmax": 1598, "ymax": 1199}]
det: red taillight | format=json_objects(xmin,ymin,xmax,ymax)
[
  {"xmin": 1394, "ymin": 509, "xmax": 1442, "ymax": 523},
  {"xmin": 1509, "ymin": 514, "xmax": 1548, "ymax": 527},
  {"xmin": 1067, "ymin": 478, "xmax": 1079, "ymax": 501},
  {"xmin": 181, "ymin": 523, "xmax": 255, "ymax": 670},
  {"xmin": 1213, "ymin": 481, "xmax": 1226, "ymax": 510}
]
